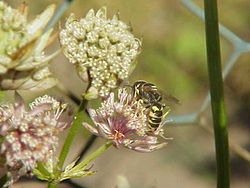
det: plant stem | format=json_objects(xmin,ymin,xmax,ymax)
[
  {"xmin": 37, "ymin": 162, "xmax": 50, "ymax": 177},
  {"xmin": 47, "ymin": 99, "xmax": 88, "ymax": 188},
  {"xmin": 203, "ymin": 0, "xmax": 230, "ymax": 187},
  {"xmin": 55, "ymin": 85, "xmax": 98, "ymax": 165},
  {"xmin": 47, "ymin": 181, "xmax": 57, "ymax": 188},
  {"xmin": 58, "ymin": 99, "xmax": 88, "ymax": 169},
  {"xmin": 76, "ymin": 135, "xmax": 97, "ymax": 164},
  {"xmin": 72, "ymin": 142, "xmax": 112, "ymax": 171}
]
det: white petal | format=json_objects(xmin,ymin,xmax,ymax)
[
  {"xmin": 14, "ymin": 91, "xmax": 26, "ymax": 118},
  {"xmin": 25, "ymin": 4, "xmax": 55, "ymax": 39},
  {"xmin": 33, "ymin": 29, "xmax": 53, "ymax": 53},
  {"xmin": 97, "ymin": 122, "xmax": 111, "ymax": 135},
  {"xmin": 29, "ymin": 103, "xmax": 51, "ymax": 116},
  {"xmin": 97, "ymin": 125, "xmax": 111, "ymax": 139},
  {"xmin": 96, "ymin": 7, "xmax": 107, "ymax": 19},
  {"xmin": 130, "ymin": 142, "xmax": 167, "ymax": 152},
  {"xmin": 106, "ymin": 92, "xmax": 114, "ymax": 106},
  {"xmin": 87, "ymin": 108, "xmax": 97, "ymax": 119},
  {"xmin": 86, "ymin": 9, "xmax": 95, "ymax": 19},
  {"xmin": 19, "ymin": 77, "xmax": 57, "ymax": 91},
  {"xmin": 82, "ymin": 122, "xmax": 99, "ymax": 135},
  {"xmin": 14, "ymin": 91, "xmax": 25, "ymax": 106}
]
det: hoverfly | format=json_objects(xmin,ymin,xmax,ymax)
[
  {"xmin": 131, "ymin": 80, "xmax": 162, "ymax": 107},
  {"xmin": 147, "ymin": 102, "xmax": 170, "ymax": 132},
  {"xmin": 130, "ymin": 80, "xmax": 178, "ymax": 133},
  {"xmin": 131, "ymin": 80, "xmax": 179, "ymax": 107}
]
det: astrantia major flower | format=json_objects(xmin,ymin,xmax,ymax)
[
  {"xmin": 83, "ymin": 88, "xmax": 167, "ymax": 152},
  {"xmin": 0, "ymin": 2, "xmax": 58, "ymax": 91},
  {"xmin": 0, "ymin": 92, "xmax": 73, "ymax": 186},
  {"xmin": 59, "ymin": 7, "xmax": 141, "ymax": 99}
]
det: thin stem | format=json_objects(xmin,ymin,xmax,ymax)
[
  {"xmin": 72, "ymin": 142, "xmax": 112, "ymax": 171},
  {"xmin": 76, "ymin": 135, "xmax": 97, "ymax": 164},
  {"xmin": 47, "ymin": 99, "xmax": 87, "ymax": 188},
  {"xmin": 55, "ymin": 85, "xmax": 99, "ymax": 167},
  {"xmin": 44, "ymin": 0, "xmax": 74, "ymax": 32},
  {"xmin": 36, "ymin": 162, "xmax": 50, "ymax": 177},
  {"xmin": 57, "ymin": 99, "xmax": 88, "ymax": 169},
  {"xmin": 55, "ymin": 84, "xmax": 98, "ymax": 165},
  {"xmin": 204, "ymin": 0, "xmax": 230, "ymax": 187},
  {"xmin": 47, "ymin": 181, "xmax": 57, "ymax": 188}
]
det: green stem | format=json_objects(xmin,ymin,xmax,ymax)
[
  {"xmin": 203, "ymin": 0, "xmax": 230, "ymax": 187},
  {"xmin": 72, "ymin": 142, "xmax": 112, "ymax": 171},
  {"xmin": 36, "ymin": 162, "xmax": 50, "ymax": 177},
  {"xmin": 47, "ymin": 181, "xmax": 57, "ymax": 188},
  {"xmin": 76, "ymin": 135, "xmax": 97, "ymax": 164},
  {"xmin": 58, "ymin": 99, "xmax": 88, "ymax": 169},
  {"xmin": 47, "ymin": 99, "xmax": 87, "ymax": 188}
]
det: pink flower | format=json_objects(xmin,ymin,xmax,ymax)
[
  {"xmin": 0, "ymin": 92, "xmax": 73, "ymax": 186},
  {"xmin": 83, "ymin": 88, "xmax": 167, "ymax": 152}
]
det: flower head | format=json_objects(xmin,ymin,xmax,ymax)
[
  {"xmin": 59, "ymin": 7, "xmax": 141, "ymax": 99},
  {"xmin": 0, "ymin": 2, "xmax": 58, "ymax": 91},
  {"xmin": 0, "ymin": 92, "xmax": 73, "ymax": 186},
  {"xmin": 83, "ymin": 88, "xmax": 167, "ymax": 152}
]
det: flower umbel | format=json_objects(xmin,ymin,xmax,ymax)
[
  {"xmin": 0, "ymin": 92, "xmax": 73, "ymax": 186},
  {"xmin": 0, "ymin": 2, "xmax": 58, "ymax": 91},
  {"xmin": 83, "ymin": 88, "xmax": 167, "ymax": 152},
  {"xmin": 60, "ymin": 7, "xmax": 141, "ymax": 99}
]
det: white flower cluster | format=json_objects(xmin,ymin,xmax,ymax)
[
  {"xmin": 0, "ymin": 2, "xmax": 26, "ymax": 62},
  {"xmin": 0, "ymin": 92, "xmax": 73, "ymax": 186},
  {"xmin": 0, "ymin": 2, "xmax": 58, "ymax": 91},
  {"xmin": 60, "ymin": 7, "xmax": 141, "ymax": 99}
]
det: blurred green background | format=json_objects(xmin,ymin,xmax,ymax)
[{"xmin": 5, "ymin": 0, "xmax": 250, "ymax": 187}]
